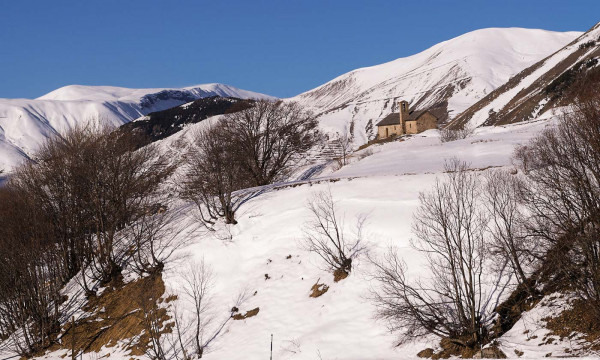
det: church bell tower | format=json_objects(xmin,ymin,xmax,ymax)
[{"xmin": 398, "ymin": 100, "xmax": 409, "ymax": 134}]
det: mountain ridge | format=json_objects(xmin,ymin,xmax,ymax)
[
  {"xmin": 290, "ymin": 27, "xmax": 581, "ymax": 143},
  {"xmin": 0, "ymin": 83, "xmax": 274, "ymax": 171},
  {"xmin": 449, "ymin": 22, "xmax": 600, "ymax": 128}
]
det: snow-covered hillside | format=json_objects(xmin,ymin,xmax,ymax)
[
  {"xmin": 11, "ymin": 110, "xmax": 594, "ymax": 360},
  {"xmin": 0, "ymin": 84, "xmax": 274, "ymax": 172},
  {"xmin": 290, "ymin": 28, "xmax": 580, "ymax": 143},
  {"xmin": 451, "ymin": 22, "xmax": 600, "ymax": 128}
]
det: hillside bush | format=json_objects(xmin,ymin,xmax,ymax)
[{"xmin": 440, "ymin": 125, "xmax": 473, "ymax": 143}]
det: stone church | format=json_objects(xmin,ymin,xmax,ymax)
[{"xmin": 376, "ymin": 100, "xmax": 438, "ymax": 139}]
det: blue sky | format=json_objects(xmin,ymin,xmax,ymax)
[{"xmin": 0, "ymin": 0, "xmax": 598, "ymax": 99}]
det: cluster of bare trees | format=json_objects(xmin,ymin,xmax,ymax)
[
  {"xmin": 513, "ymin": 71, "xmax": 600, "ymax": 320},
  {"xmin": 0, "ymin": 125, "xmax": 175, "ymax": 356},
  {"xmin": 372, "ymin": 160, "xmax": 519, "ymax": 347},
  {"xmin": 0, "ymin": 99, "xmax": 318, "ymax": 356},
  {"xmin": 373, "ymin": 71, "xmax": 600, "ymax": 349},
  {"xmin": 0, "ymin": 187, "xmax": 63, "ymax": 355},
  {"xmin": 181, "ymin": 100, "xmax": 319, "ymax": 227},
  {"xmin": 439, "ymin": 124, "xmax": 473, "ymax": 143}
]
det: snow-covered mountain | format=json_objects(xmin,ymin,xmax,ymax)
[
  {"xmin": 450, "ymin": 22, "xmax": 600, "ymax": 128},
  {"xmin": 0, "ymin": 28, "xmax": 583, "ymax": 172},
  {"xmin": 0, "ymin": 83, "xmax": 274, "ymax": 171},
  {"xmin": 290, "ymin": 28, "xmax": 580, "ymax": 143}
]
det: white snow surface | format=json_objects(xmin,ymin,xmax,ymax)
[
  {"xmin": 0, "ymin": 83, "xmax": 274, "ymax": 172},
  {"xmin": 289, "ymin": 28, "xmax": 580, "ymax": 144},
  {"xmin": 2, "ymin": 110, "xmax": 599, "ymax": 360}
]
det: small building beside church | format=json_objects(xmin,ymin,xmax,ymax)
[{"xmin": 376, "ymin": 100, "xmax": 438, "ymax": 139}]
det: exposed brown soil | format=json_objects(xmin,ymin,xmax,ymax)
[
  {"xmin": 424, "ymin": 338, "xmax": 506, "ymax": 359},
  {"xmin": 309, "ymin": 280, "xmax": 329, "ymax": 298},
  {"xmin": 417, "ymin": 348, "xmax": 434, "ymax": 358},
  {"xmin": 232, "ymin": 307, "xmax": 260, "ymax": 320},
  {"xmin": 48, "ymin": 273, "xmax": 174, "ymax": 358},
  {"xmin": 333, "ymin": 268, "xmax": 349, "ymax": 282},
  {"xmin": 543, "ymin": 299, "xmax": 600, "ymax": 351}
]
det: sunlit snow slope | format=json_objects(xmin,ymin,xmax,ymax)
[
  {"xmin": 451, "ymin": 22, "xmax": 600, "ymax": 128},
  {"xmin": 290, "ymin": 28, "xmax": 580, "ymax": 143},
  {"xmin": 17, "ymin": 113, "xmax": 579, "ymax": 360}
]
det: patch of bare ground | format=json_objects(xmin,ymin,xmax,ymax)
[
  {"xmin": 232, "ymin": 307, "xmax": 260, "ymax": 320},
  {"xmin": 309, "ymin": 279, "xmax": 329, "ymax": 298},
  {"xmin": 419, "ymin": 339, "xmax": 506, "ymax": 359},
  {"xmin": 333, "ymin": 268, "xmax": 348, "ymax": 282},
  {"xmin": 48, "ymin": 273, "xmax": 174, "ymax": 357},
  {"xmin": 543, "ymin": 299, "xmax": 600, "ymax": 352}
]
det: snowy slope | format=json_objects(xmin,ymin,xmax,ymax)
[
  {"xmin": 0, "ymin": 83, "xmax": 274, "ymax": 172},
  {"xmin": 451, "ymin": 22, "xmax": 600, "ymax": 128},
  {"xmin": 290, "ymin": 28, "xmax": 580, "ymax": 144},
  {"xmin": 12, "ymin": 112, "xmax": 588, "ymax": 360}
]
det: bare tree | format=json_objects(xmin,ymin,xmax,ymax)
[
  {"xmin": 10, "ymin": 124, "xmax": 175, "ymax": 290},
  {"xmin": 440, "ymin": 124, "xmax": 473, "ymax": 143},
  {"xmin": 0, "ymin": 185, "xmax": 63, "ymax": 356},
  {"xmin": 180, "ymin": 125, "xmax": 253, "ymax": 226},
  {"xmin": 483, "ymin": 170, "xmax": 537, "ymax": 295},
  {"xmin": 302, "ymin": 190, "xmax": 367, "ymax": 278},
  {"xmin": 372, "ymin": 159, "xmax": 508, "ymax": 348},
  {"xmin": 221, "ymin": 100, "xmax": 320, "ymax": 186},
  {"xmin": 126, "ymin": 202, "xmax": 193, "ymax": 276},
  {"xmin": 329, "ymin": 127, "xmax": 353, "ymax": 168},
  {"xmin": 513, "ymin": 70, "xmax": 600, "ymax": 319},
  {"xmin": 180, "ymin": 261, "xmax": 244, "ymax": 358}
]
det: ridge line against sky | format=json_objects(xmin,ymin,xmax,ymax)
[{"xmin": 0, "ymin": 0, "xmax": 598, "ymax": 99}]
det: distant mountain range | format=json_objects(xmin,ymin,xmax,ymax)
[
  {"xmin": 0, "ymin": 27, "xmax": 586, "ymax": 172},
  {"xmin": 0, "ymin": 84, "xmax": 274, "ymax": 171}
]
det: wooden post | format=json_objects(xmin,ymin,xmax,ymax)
[
  {"xmin": 270, "ymin": 334, "xmax": 273, "ymax": 360},
  {"xmin": 71, "ymin": 316, "xmax": 76, "ymax": 360}
]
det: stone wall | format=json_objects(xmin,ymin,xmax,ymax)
[{"xmin": 377, "ymin": 124, "xmax": 403, "ymax": 138}]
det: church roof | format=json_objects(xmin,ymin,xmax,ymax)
[
  {"xmin": 406, "ymin": 110, "xmax": 428, "ymax": 121},
  {"xmin": 376, "ymin": 110, "xmax": 437, "ymax": 126},
  {"xmin": 376, "ymin": 113, "xmax": 399, "ymax": 126}
]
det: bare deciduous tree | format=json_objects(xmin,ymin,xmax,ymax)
[
  {"xmin": 0, "ymin": 185, "xmax": 63, "ymax": 356},
  {"xmin": 221, "ymin": 100, "xmax": 320, "ymax": 186},
  {"xmin": 302, "ymin": 190, "xmax": 367, "ymax": 278},
  {"xmin": 126, "ymin": 202, "xmax": 193, "ymax": 276},
  {"xmin": 372, "ymin": 159, "xmax": 508, "ymax": 348},
  {"xmin": 483, "ymin": 170, "xmax": 537, "ymax": 295},
  {"xmin": 180, "ymin": 125, "xmax": 254, "ymax": 226},
  {"xmin": 513, "ymin": 70, "xmax": 600, "ymax": 319},
  {"xmin": 180, "ymin": 261, "xmax": 244, "ymax": 358},
  {"xmin": 440, "ymin": 124, "xmax": 473, "ymax": 143},
  {"xmin": 329, "ymin": 127, "xmax": 353, "ymax": 168}
]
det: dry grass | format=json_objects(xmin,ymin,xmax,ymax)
[
  {"xmin": 309, "ymin": 280, "xmax": 329, "ymax": 298},
  {"xmin": 232, "ymin": 307, "xmax": 260, "ymax": 320},
  {"xmin": 52, "ymin": 273, "xmax": 175, "ymax": 357},
  {"xmin": 543, "ymin": 299, "xmax": 600, "ymax": 352},
  {"xmin": 333, "ymin": 268, "xmax": 349, "ymax": 282}
]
